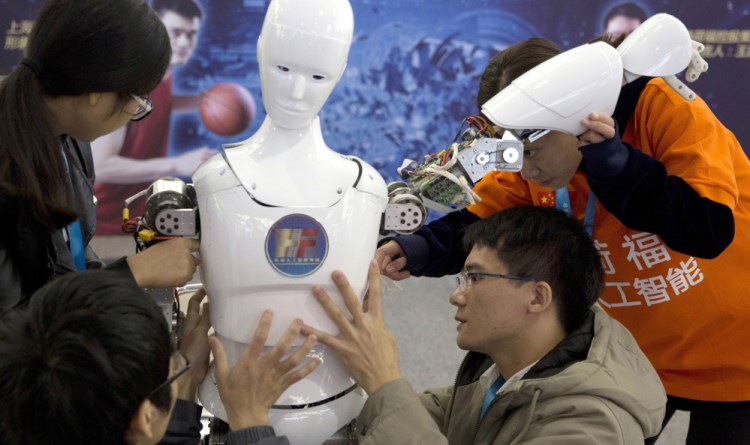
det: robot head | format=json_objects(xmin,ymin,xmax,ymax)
[
  {"xmin": 257, "ymin": 0, "xmax": 354, "ymax": 130},
  {"xmin": 482, "ymin": 41, "xmax": 623, "ymax": 137},
  {"xmin": 481, "ymin": 13, "xmax": 692, "ymax": 137}
]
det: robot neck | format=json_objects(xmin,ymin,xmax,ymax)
[
  {"xmin": 220, "ymin": 116, "xmax": 359, "ymax": 207},
  {"xmin": 259, "ymin": 116, "xmax": 328, "ymax": 153}
]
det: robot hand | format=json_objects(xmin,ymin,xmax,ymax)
[{"xmin": 685, "ymin": 40, "xmax": 709, "ymax": 83}]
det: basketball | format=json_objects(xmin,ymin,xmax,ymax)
[{"xmin": 199, "ymin": 82, "xmax": 256, "ymax": 136}]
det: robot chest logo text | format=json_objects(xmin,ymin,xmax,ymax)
[{"xmin": 265, "ymin": 214, "xmax": 329, "ymax": 277}]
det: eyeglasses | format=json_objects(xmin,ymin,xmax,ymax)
[
  {"xmin": 127, "ymin": 94, "xmax": 154, "ymax": 121},
  {"xmin": 456, "ymin": 269, "xmax": 538, "ymax": 291},
  {"xmin": 149, "ymin": 352, "xmax": 191, "ymax": 396},
  {"xmin": 510, "ymin": 128, "xmax": 550, "ymax": 144}
]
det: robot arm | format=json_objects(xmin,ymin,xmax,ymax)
[
  {"xmin": 118, "ymin": 177, "xmax": 200, "ymax": 341},
  {"xmin": 121, "ymin": 177, "xmax": 200, "ymax": 250},
  {"xmin": 381, "ymin": 116, "xmax": 523, "ymax": 235}
]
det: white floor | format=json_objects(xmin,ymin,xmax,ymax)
[{"xmin": 91, "ymin": 235, "xmax": 688, "ymax": 444}]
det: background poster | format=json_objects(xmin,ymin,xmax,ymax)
[{"xmin": 2, "ymin": 0, "xmax": 749, "ymax": 233}]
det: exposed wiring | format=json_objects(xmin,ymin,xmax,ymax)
[{"xmin": 422, "ymin": 164, "xmax": 481, "ymax": 204}]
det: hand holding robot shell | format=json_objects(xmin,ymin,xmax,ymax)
[
  {"xmin": 482, "ymin": 13, "xmax": 700, "ymax": 136},
  {"xmin": 384, "ymin": 13, "xmax": 705, "ymax": 236}
]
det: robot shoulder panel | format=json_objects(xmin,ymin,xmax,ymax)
[
  {"xmin": 348, "ymin": 155, "xmax": 388, "ymax": 199},
  {"xmin": 192, "ymin": 152, "xmax": 241, "ymax": 195}
]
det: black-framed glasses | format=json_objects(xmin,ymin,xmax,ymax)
[
  {"xmin": 149, "ymin": 352, "xmax": 191, "ymax": 396},
  {"xmin": 128, "ymin": 94, "xmax": 154, "ymax": 121},
  {"xmin": 456, "ymin": 269, "xmax": 538, "ymax": 291}
]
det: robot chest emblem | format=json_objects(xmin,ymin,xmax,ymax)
[{"xmin": 265, "ymin": 214, "xmax": 329, "ymax": 277}]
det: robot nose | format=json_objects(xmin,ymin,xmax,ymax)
[{"xmin": 291, "ymin": 75, "xmax": 306, "ymax": 100}]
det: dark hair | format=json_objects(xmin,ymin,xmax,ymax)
[
  {"xmin": 0, "ymin": 0, "xmax": 170, "ymax": 230},
  {"xmin": 604, "ymin": 2, "xmax": 648, "ymax": 29},
  {"xmin": 463, "ymin": 206, "xmax": 604, "ymax": 333},
  {"xmin": 152, "ymin": 0, "xmax": 204, "ymax": 20},
  {"xmin": 589, "ymin": 32, "xmax": 628, "ymax": 48},
  {"xmin": 476, "ymin": 38, "xmax": 562, "ymax": 113},
  {"xmin": 0, "ymin": 271, "xmax": 172, "ymax": 445}
]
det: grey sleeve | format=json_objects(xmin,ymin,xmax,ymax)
[{"xmin": 227, "ymin": 426, "xmax": 291, "ymax": 445}]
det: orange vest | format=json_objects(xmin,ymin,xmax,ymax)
[{"xmin": 469, "ymin": 78, "xmax": 750, "ymax": 401}]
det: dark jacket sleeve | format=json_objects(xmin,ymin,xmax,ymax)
[
  {"xmin": 391, "ymin": 208, "xmax": 481, "ymax": 277},
  {"xmin": 581, "ymin": 131, "xmax": 734, "ymax": 259},
  {"xmin": 159, "ymin": 400, "xmax": 204, "ymax": 445},
  {"xmin": 227, "ymin": 426, "xmax": 291, "ymax": 445},
  {"xmin": 103, "ymin": 256, "xmax": 138, "ymax": 282},
  {"xmin": 0, "ymin": 198, "xmax": 56, "ymax": 307},
  {"xmin": 0, "ymin": 242, "xmax": 23, "ymax": 310}
]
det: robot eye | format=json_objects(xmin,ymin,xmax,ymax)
[
  {"xmin": 312, "ymin": 74, "xmax": 325, "ymax": 80},
  {"xmin": 277, "ymin": 65, "xmax": 290, "ymax": 73}
]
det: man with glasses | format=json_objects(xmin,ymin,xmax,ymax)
[
  {"xmin": 303, "ymin": 206, "xmax": 666, "ymax": 444},
  {"xmin": 92, "ymin": 0, "xmax": 216, "ymax": 235}
]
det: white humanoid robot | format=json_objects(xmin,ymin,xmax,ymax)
[
  {"xmin": 192, "ymin": 0, "xmax": 386, "ymax": 443},
  {"xmin": 129, "ymin": 11, "xmax": 705, "ymax": 445}
]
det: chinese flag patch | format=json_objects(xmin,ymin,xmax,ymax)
[{"xmin": 538, "ymin": 191, "xmax": 556, "ymax": 207}]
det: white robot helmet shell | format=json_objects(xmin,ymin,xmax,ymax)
[{"xmin": 481, "ymin": 13, "xmax": 695, "ymax": 137}]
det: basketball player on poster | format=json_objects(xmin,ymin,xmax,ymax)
[{"xmin": 92, "ymin": 0, "xmax": 254, "ymax": 235}]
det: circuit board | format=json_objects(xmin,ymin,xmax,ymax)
[{"xmin": 407, "ymin": 146, "xmax": 473, "ymax": 209}]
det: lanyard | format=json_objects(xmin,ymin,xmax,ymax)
[
  {"xmin": 480, "ymin": 375, "xmax": 505, "ymax": 420},
  {"xmin": 555, "ymin": 187, "xmax": 596, "ymax": 237},
  {"xmin": 61, "ymin": 149, "xmax": 86, "ymax": 271}
]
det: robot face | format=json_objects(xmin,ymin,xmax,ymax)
[
  {"xmin": 257, "ymin": 0, "xmax": 353, "ymax": 130},
  {"xmin": 259, "ymin": 27, "xmax": 349, "ymax": 129}
]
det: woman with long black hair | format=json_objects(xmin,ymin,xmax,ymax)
[{"xmin": 0, "ymin": 0, "xmax": 200, "ymax": 308}]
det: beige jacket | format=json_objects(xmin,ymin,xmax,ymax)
[{"xmin": 356, "ymin": 306, "xmax": 666, "ymax": 444}]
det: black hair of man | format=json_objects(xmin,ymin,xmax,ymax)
[
  {"xmin": 0, "ymin": 270, "xmax": 173, "ymax": 445},
  {"xmin": 462, "ymin": 205, "xmax": 604, "ymax": 333}
]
